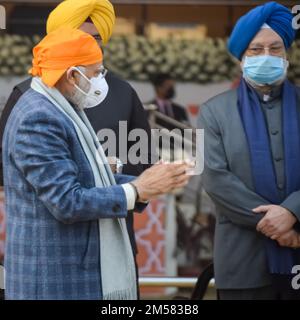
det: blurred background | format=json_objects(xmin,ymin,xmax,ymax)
[{"xmin": 0, "ymin": 0, "xmax": 299, "ymax": 299}]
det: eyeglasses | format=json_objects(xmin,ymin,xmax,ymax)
[
  {"xmin": 74, "ymin": 65, "xmax": 108, "ymax": 79},
  {"xmin": 246, "ymin": 45, "xmax": 285, "ymax": 56},
  {"xmin": 99, "ymin": 65, "xmax": 108, "ymax": 78}
]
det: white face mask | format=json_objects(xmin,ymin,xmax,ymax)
[{"xmin": 68, "ymin": 66, "xmax": 109, "ymax": 109}]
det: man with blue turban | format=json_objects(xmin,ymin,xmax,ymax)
[{"xmin": 198, "ymin": 1, "xmax": 300, "ymax": 299}]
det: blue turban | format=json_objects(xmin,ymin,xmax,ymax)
[{"xmin": 228, "ymin": 1, "xmax": 296, "ymax": 60}]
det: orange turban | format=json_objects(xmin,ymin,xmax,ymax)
[
  {"xmin": 47, "ymin": 0, "xmax": 115, "ymax": 45},
  {"xmin": 29, "ymin": 27, "xmax": 102, "ymax": 87}
]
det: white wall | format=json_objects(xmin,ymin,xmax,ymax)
[
  {"xmin": 129, "ymin": 80, "xmax": 232, "ymax": 126},
  {"xmin": 129, "ymin": 80, "xmax": 231, "ymax": 107}
]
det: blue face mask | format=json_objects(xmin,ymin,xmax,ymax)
[{"xmin": 242, "ymin": 55, "xmax": 288, "ymax": 86}]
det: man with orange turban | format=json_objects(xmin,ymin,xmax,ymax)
[
  {"xmin": 2, "ymin": 27, "xmax": 191, "ymax": 300},
  {"xmin": 0, "ymin": 0, "xmax": 153, "ymax": 294}
]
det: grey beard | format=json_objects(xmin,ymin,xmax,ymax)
[{"xmin": 64, "ymin": 90, "xmax": 85, "ymax": 110}]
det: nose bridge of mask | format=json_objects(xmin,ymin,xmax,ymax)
[
  {"xmin": 89, "ymin": 76, "xmax": 103, "ymax": 96},
  {"xmin": 244, "ymin": 55, "xmax": 287, "ymax": 76},
  {"xmin": 245, "ymin": 55, "xmax": 285, "ymax": 67}
]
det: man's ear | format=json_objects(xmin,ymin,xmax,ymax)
[
  {"xmin": 66, "ymin": 68, "xmax": 77, "ymax": 85},
  {"xmin": 240, "ymin": 55, "xmax": 246, "ymax": 69},
  {"xmin": 285, "ymin": 48, "xmax": 291, "ymax": 61}
]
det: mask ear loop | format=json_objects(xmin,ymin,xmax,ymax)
[{"xmin": 67, "ymin": 66, "xmax": 91, "ymax": 96}]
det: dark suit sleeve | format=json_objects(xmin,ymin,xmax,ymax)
[
  {"xmin": 0, "ymin": 86, "xmax": 24, "ymax": 185},
  {"xmin": 173, "ymin": 103, "xmax": 190, "ymax": 125},
  {"xmin": 198, "ymin": 104, "xmax": 269, "ymax": 228},
  {"xmin": 0, "ymin": 78, "xmax": 32, "ymax": 186},
  {"xmin": 281, "ymin": 192, "xmax": 300, "ymax": 222},
  {"xmin": 123, "ymin": 88, "xmax": 153, "ymax": 176}
]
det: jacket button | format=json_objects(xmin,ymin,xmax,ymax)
[
  {"xmin": 112, "ymin": 204, "xmax": 121, "ymax": 213},
  {"xmin": 278, "ymin": 183, "xmax": 284, "ymax": 190}
]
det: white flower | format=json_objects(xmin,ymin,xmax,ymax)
[{"xmin": 3, "ymin": 34, "xmax": 300, "ymax": 84}]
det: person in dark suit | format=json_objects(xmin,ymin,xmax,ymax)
[
  {"xmin": 0, "ymin": 0, "xmax": 152, "ymax": 292},
  {"xmin": 149, "ymin": 73, "xmax": 189, "ymax": 129}
]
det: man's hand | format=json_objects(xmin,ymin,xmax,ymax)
[
  {"xmin": 131, "ymin": 161, "xmax": 193, "ymax": 202},
  {"xmin": 276, "ymin": 229, "xmax": 300, "ymax": 248},
  {"xmin": 253, "ymin": 205, "xmax": 297, "ymax": 238},
  {"xmin": 107, "ymin": 156, "xmax": 118, "ymax": 173},
  {"xmin": 107, "ymin": 156, "xmax": 123, "ymax": 174}
]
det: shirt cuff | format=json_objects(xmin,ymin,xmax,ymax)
[{"xmin": 121, "ymin": 183, "xmax": 136, "ymax": 211}]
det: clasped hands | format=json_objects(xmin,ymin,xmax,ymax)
[{"xmin": 253, "ymin": 205, "xmax": 300, "ymax": 248}]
